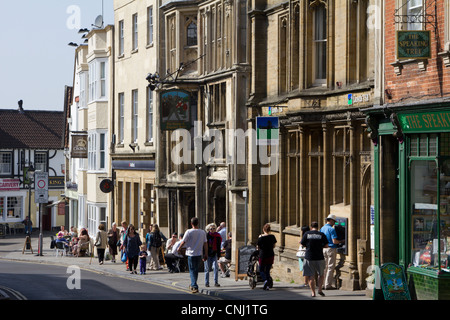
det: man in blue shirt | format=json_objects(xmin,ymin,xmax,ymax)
[{"xmin": 320, "ymin": 214, "xmax": 343, "ymax": 290}]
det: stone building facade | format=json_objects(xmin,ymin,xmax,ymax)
[
  {"xmin": 156, "ymin": 0, "xmax": 251, "ymax": 250},
  {"xmin": 247, "ymin": 0, "xmax": 380, "ymax": 290},
  {"xmin": 111, "ymin": 0, "xmax": 158, "ymax": 236}
]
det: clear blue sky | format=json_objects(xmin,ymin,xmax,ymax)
[{"xmin": 0, "ymin": 0, "xmax": 114, "ymax": 111}]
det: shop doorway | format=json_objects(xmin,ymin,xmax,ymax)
[
  {"xmin": 379, "ymin": 135, "xmax": 399, "ymax": 264},
  {"xmin": 42, "ymin": 202, "xmax": 52, "ymax": 231}
]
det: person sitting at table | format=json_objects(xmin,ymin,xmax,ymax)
[
  {"xmin": 56, "ymin": 231, "xmax": 70, "ymax": 252},
  {"xmin": 72, "ymin": 228, "xmax": 90, "ymax": 256},
  {"xmin": 69, "ymin": 226, "xmax": 78, "ymax": 238}
]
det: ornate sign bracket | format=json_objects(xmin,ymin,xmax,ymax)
[{"xmin": 394, "ymin": 0, "xmax": 437, "ymax": 32}]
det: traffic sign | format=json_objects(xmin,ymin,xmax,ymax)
[
  {"xmin": 34, "ymin": 171, "xmax": 49, "ymax": 203},
  {"xmin": 100, "ymin": 179, "xmax": 114, "ymax": 193}
]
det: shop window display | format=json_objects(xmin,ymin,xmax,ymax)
[{"xmin": 410, "ymin": 134, "xmax": 450, "ymax": 272}]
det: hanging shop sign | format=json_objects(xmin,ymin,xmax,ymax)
[
  {"xmin": 160, "ymin": 90, "xmax": 192, "ymax": 131},
  {"xmin": 397, "ymin": 30, "xmax": 431, "ymax": 60},
  {"xmin": 398, "ymin": 110, "xmax": 450, "ymax": 133},
  {"xmin": 100, "ymin": 179, "xmax": 114, "ymax": 193},
  {"xmin": 71, "ymin": 134, "xmax": 88, "ymax": 158},
  {"xmin": 256, "ymin": 116, "xmax": 279, "ymax": 146}
]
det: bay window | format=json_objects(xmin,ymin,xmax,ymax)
[{"xmin": 88, "ymin": 131, "xmax": 107, "ymax": 171}]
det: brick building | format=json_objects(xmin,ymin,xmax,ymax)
[{"xmin": 364, "ymin": 0, "xmax": 450, "ymax": 299}]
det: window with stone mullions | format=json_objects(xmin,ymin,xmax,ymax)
[{"xmin": 313, "ymin": 3, "xmax": 327, "ymax": 84}]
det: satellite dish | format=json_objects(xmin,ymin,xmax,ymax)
[{"xmin": 92, "ymin": 15, "xmax": 104, "ymax": 28}]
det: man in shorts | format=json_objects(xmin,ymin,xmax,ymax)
[{"xmin": 300, "ymin": 221, "xmax": 329, "ymax": 297}]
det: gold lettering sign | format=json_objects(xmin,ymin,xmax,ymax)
[
  {"xmin": 397, "ymin": 31, "xmax": 431, "ymax": 60},
  {"xmin": 71, "ymin": 134, "xmax": 88, "ymax": 158},
  {"xmin": 399, "ymin": 111, "xmax": 450, "ymax": 132}
]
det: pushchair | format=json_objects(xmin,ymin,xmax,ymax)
[{"xmin": 247, "ymin": 249, "xmax": 273, "ymax": 289}]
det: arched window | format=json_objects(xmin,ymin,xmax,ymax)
[{"xmin": 187, "ymin": 21, "xmax": 197, "ymax": 46}]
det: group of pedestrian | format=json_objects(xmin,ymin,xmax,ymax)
[
  {"xmin": 298, "ymin": 214, "xmax": 344, "ymax": 297},
  {"xmin": 174, "ymin": 217, "xmax": 230, "ymax": 293}
]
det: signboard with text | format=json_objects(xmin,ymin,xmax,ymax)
[
  {"xmin": 256, "ymin": 116, "xmax": 279, "ymax": 146},
  {"xmin": 71, "ymin": 134, "xmax": 88, "ymax": 158},
  {"xmin": 398, "ymin": 111, "xmax": 450, "ymax": 133},
  {"xmin": 0, "ymin": 179, "xmax": 20, "ymax": 191},
  {"xmin": 397, "ymin": 31, "xmax": 431, "ymax": 60},
  {"xmin": 34, "ymin": 171, "xmax": 49, "ymax": 204}
]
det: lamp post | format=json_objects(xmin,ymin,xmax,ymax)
[{"xmin": 26, "ymin": 164, "xmax": 35, "ymax": 237}]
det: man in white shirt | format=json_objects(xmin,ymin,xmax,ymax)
[{"xmin": 178, "ymin": 217, "xmax": 207, "ymax": 293}]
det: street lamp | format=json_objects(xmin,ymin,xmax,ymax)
[{"xmin": 26, "ymin": 164, "xmax": 35, "ymax": 237}]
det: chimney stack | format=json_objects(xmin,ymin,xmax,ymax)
[{"xmin": 18, "ymin": 100, "xmax": 24, "ymax": 112}]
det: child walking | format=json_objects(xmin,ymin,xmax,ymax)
[{"xmin": 139, "ymin": 245, "xmax": 148, "ymax": 275}]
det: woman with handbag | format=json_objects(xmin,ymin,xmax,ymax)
[
  {"xmin": 95, "ymin": 224, "xmax": 108, "ymax": 265},
  {"xmin": 123, "ymin": 224, "xmax": 142, "ymax": 274}
]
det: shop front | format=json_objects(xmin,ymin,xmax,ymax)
[{"xmin": 366, "ymin": 106, "xmax": 450, "ymax": 300}]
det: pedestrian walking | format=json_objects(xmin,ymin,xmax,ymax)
[
  {"xmin": 144, "ymin": 225, "xmax": 153, "ymax": 270},
  {"xmin": 300, "ymin": 221, "xmax": 329, "ymax": 297},
  {"xmin": 256, "ymin": 223, "xmax": 277, "ymax": 290},
  {"xmin": 320, "ymin": 214, "xmax": 344, "ymax": 290},
  {"xmin": 95, "ymin": 224, "xmax": 108, "ymax": 265},
  {"xmin": 297, "ymin": 225, "xmax": 310, "ymax": 287},
  {"xmin": 177, "ymin": 217, "xmax": 207, "ymax": 293},
  {"xmin": 123, "ymin": 224, "xmax": 142, "ymax": 274},
  {"xmin": 107, "ymin": 222, "xmax": 119, "ymax": 263},
  {"xmin": 139, "ymin": 245, "xmax": 148, "ymax": 275},
  {"xmin": 204, "ymin": 223, "xmax": 222, "ymax": 287},
  {"xmin": 148, "ymin": 224, "xmax": 167, "ymax": 270}
]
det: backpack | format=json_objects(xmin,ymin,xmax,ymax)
[{"xmin": 152, "ymin": 232, "xmax": 162, "ymax": 247}]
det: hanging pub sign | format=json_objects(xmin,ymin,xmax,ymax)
[
  {"xmin": 160, "ymin": 90, "xmax": 192, "ymax": 131},
  {"xmin": 71, "ymin": 134, "xmax": 88, "ymax": 158},
  {"xmin": 397, "ymin": 30, "xmax": 431, "ymax": 60}
]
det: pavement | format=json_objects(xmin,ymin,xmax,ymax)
[{"xmin": 0, "ymin": 231, "xmax": 371, "ymax": 301}]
